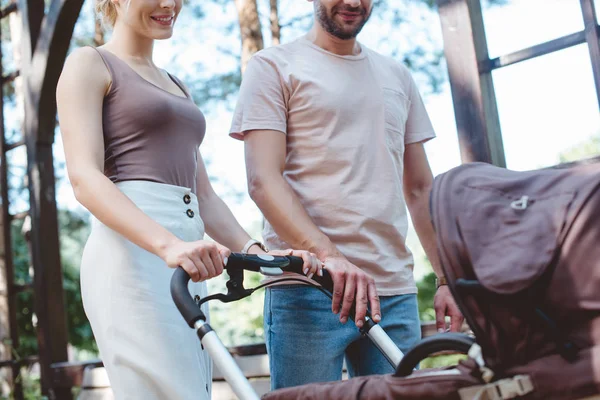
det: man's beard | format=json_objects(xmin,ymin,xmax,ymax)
[{"xmin": 315, "ymin": 2, "xmax": 369, "ymax": 40}]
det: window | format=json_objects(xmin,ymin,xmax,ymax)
[{"xmin": 493, "ymin": 44, "xmax": 599, "ymax": 170}]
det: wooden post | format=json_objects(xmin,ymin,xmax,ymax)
[
  {"xmin": 437, "ymin": 0, "xmax": 506, "ymax": 167},
  {"xmin": 0, "ymin": 29, "xmax": 16, "ymax": 395},
  {"xmin": 580, "ymin": 0, "xmax": 600, "ymax": 111},
  {"xmin": 18, "ymin": 0, "xmax": 84, "ymax": 397}
]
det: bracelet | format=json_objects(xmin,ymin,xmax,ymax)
[
  {"xmin": 241, "ymin": 238, "xmax": 268, "ymax": 253},
  {"xmin": 435, "ymin": 276, "xmax": 448, "ymax": 289}
]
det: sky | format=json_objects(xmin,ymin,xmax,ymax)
[{"xmin": 52, "ymin": 0, "xmax": 600, "ymax": 279}]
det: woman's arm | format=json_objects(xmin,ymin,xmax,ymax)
[
  {"xmin": 195, "ymin": 150, "xmax": 254, "ymax": 252},
  {"xmin": 56, "ymin": 48, "xmax": 227, "ymax": 282}
]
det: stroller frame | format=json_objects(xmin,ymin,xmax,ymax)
[{"xmin": 171, "ymin": 253, "xmax": 410, "ymax": 400}]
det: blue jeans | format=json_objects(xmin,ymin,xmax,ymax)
[{"xmin": 263, "ymin": 285, "xmax": 421, "ymax": 390}]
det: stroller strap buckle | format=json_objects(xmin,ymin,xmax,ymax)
[
  {"xmin": 497, "ymin": 375, "xmax": 534, "ymax": 398},
  {"xmin": 459, "ymin": 375, "xmax": 534, "ymax": 400},
  {"xmin": 467, "ymin": 343, "xmax": 494, "ymax": 383}
]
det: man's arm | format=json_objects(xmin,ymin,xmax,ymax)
[
  {"xmin": 403, "ymin": 142, "xmax": 464, "ymax": 332},
  {"xmin": 244, "ymin": 129, "xmax": 381, "ymax": 327}
]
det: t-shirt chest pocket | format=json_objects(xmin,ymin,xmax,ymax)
[{"xmin": 382, "ymin": 88, "xmax": 410, "ymax": 151}]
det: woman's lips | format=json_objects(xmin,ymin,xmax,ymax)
[{"xmin": 151, "ymin": 15, "xmax": 174, "ymax": 26}]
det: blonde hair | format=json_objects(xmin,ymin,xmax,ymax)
[{"xmin": 95, "ymin": 0, "xmax": 118, "ymax": 27}]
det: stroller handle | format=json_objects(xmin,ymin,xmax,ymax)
[
  {"xmin": 171, "ymin": 267, "xmax": 205, "ymax": 328},
  {"xmin": 225, "ymin": 253, "xmax": 335, "ymax": 292},
  {"xmin": 170, "ymin": 253, "xmax": 335, "ymax": 328}
]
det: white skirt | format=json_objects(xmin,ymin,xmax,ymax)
[{"xmin": 80, "ymin": 180, "xmax": 211, "ymax": 400}]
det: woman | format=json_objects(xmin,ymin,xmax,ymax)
[{"xmin": 56, "ymin": 0, "xmax": 322, "ymax": 398}]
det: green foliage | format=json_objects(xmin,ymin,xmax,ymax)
[
  {"xmin": 188, "ymin": 71, "xmax": 242, "ymax": 111},
  {"xmin": 21, "ymin": 371, "xmax": 42, "ymax": 400},
  {"xmin": 208, "ymin": 269, "xmax": 441, "ymax": 347},
  {"xmin": 9, "ymin": 209, "xmax": 94, "ymax": 358},
  {"xmin": 420, "ymin": 353, "xmax": 467, "ymax": 369},
  {"xmin": 558, "ymin": 132, "xmax": 600, "ymax": 163},
  {"xmin": 417, "ymin": 272, "xmax": 437, "ymax": 322},
  {"xmin": 59, "ymin": 210, "xmax": 96, "ymax": 353},
  {"xmin": 208, "ymin": 271, "xmax": 266, "ymax": 347}
]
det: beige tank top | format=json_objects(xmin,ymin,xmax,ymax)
[{"xmin": 93, "ymin": 47, "xmax": 205, "ymax": 193}]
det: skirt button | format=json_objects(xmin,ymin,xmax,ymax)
[
  {"xmin": 186, "ymin": 209, "xmax": 194, "ymax": 218},
  {"xmin": 183, "ymin": 194, "xmax": 191, "ymax": 204}
]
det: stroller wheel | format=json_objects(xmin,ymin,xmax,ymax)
[{"xmin": 394, "ymin": 333, "xmax": 476, "ymax": 377}]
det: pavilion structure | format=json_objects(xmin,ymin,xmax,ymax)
[{"xmin": 0, "ymin": 0, "xmax": 596, "ymax": 398}]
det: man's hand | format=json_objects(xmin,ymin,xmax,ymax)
[
  {"xmin": 434, "ymin": 285, "xmax": 464, "ymax": 333},
  {"xmin": 323, "ymin": 255, "xmax": 381, "ymax": 328}
]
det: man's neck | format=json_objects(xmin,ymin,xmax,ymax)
[{"xmin": 306, "ymin": 26, "xmax": 361, "ymax": 56}]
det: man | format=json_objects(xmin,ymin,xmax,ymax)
[{"xmin": 229, "ymin": 0, "xmax": 464, "ymax": 389}]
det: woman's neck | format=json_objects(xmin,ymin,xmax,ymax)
[{"xmin": 106, "ymin": 23, "xmax": 155, "ymax": 66}]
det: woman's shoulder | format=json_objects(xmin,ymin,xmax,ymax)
[
  {"xmin": 59, "ymin": 47, "xmax": 112, "ymax": 95},
  {"xmin": 59, "ymin": 46, "xmax": 112, "ymax": 97},
  {"xmin": 63, "ymin": 47, "xmax": 111, "ymax": 83},
  {"xmin": 64, "ymin": 46, "xmax": 107, "ymax": 71}
]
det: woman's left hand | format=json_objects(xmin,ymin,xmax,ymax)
[{"xmin": 269, "ymin": 249, "xmax": 323, "ymax": 279}]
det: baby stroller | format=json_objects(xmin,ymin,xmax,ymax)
[{"xmin": 258, "ymin": 161, "xmax": 600, "ymax": 400}]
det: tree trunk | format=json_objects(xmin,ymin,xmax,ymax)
[
  {"xmin": 234, "ymin": 0, "xmax": 264, "ymax": 74},
  {"xmin": 269, "ymin": 0, "xmax": 281, "ymax": 46}
]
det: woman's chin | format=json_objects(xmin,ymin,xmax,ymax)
[
  {"xmin": 149, "ymin": 30, "xmax": 174, "ymax": 40},
  {"xmin": 155, "ymin": 32, "xmax": 174, "ymax": 40}
]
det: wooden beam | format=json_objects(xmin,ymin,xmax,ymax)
[
  {"xmin": 0, "ymin": 15, "xmax": 23, "ymax": 400},
  {"xmin": 437, "ymin": 0, "xmax": 506, "ymax": 167},
  {"xmin": 28, "ymin": 0, "xmax": 44, "ymax": 57},
  {"xmin": 16, "ymin": 0, "xmax": 43, "ymax": 60},
  {"xmin": 31, "ymin": 0, "xmax": 85, "ymax": 143},
  {"xmin": 50, "ymin": 322, "xmax": 450, "ymax": 389},
  {"xmin": 580, "ymin": 0, "xmax": 600, "ymax": 111},
  {"xmin": 0, "ymin": 2, "xmax": 18, "ymax": 19},
  {"xmin": 19, "ymin": 0, "xmax": 84, "ymax": 398},
  {"xmin": 481, "ymin": 30, "xmax": 588, "ymax": 73},
  {"xmin": 51, "ymin": 360, "xmax": 103, "ymax": 389}
]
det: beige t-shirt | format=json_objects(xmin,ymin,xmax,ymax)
[{"xmin": 230, "ymin": 36, "xmax": 436, "ymax": 295}]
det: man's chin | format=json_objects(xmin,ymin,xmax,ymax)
[
  {"xmin": 335, "ymin": 15, "xmax": 363, "ymax": 27},
  {"xmin": 332, "ymin": 28, "xmax": 361, "ymax": 40}
]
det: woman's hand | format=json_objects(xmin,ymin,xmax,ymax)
[
  {"xmin": 269, "ymin": 249, "xmax": 323, "ymax": 279},
  {"xmin": 161, "ymin": 239, "xmax": 231, "ymax": 282}
]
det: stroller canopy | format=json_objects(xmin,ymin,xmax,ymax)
[{"xmin": 430, "ymin": 161, "xmax": 600, "ymax": 370}]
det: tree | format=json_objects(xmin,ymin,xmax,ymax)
[
  {"xmin": 559, "ymin": 132, "xmax": 600, "ymax": 163},
  {"xmin": 193, "ymin": 0, "xmax": 509, "ymax": 108},
  {"xmin": 234, "ymin": 0, "xmax": 264, "ymax": 73},
  {"xmin": 269, "ymin": 0, "xmax": 281, "ymax": 46}
]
